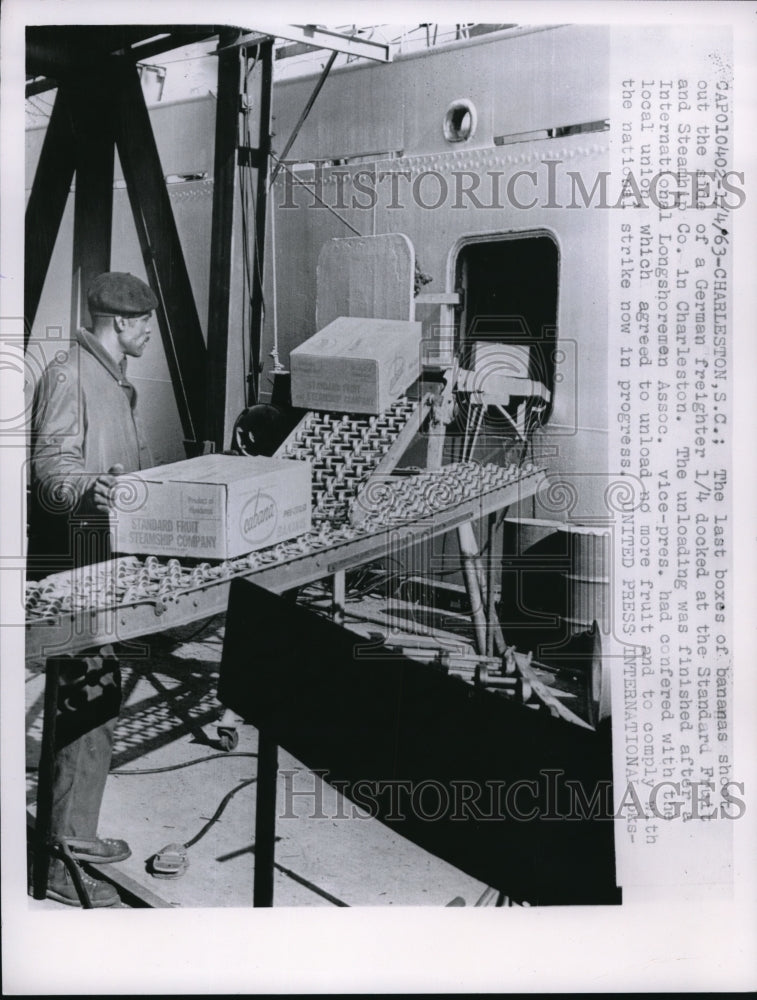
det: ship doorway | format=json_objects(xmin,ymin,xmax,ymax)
[
  {"xmin": 456, "ymin": 232, "xmax": 559, "ymax": 404},
  {"xmin": 447, "ymin": 232, "xmax": 559, "ymax": 465}
]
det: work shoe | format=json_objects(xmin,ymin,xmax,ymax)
[
  {"xmin": 46, "ymin": 859, "xmax": 120, "ymax": 908},
  {"xmin": 65, "ymin": 836, "xmax": 132, "ymax": 864}
]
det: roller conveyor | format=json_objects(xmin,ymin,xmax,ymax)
[
  {"xmin": 274, "ymin": 395, "xmax": 431, "ymax": 525},
  {"xmin": 25, "ymin": 461, "xmax": 544, "ymax": 661}
]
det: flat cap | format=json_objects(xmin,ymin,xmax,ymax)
[{"xmin": 87, "ymin": 272, "xmax": 158, "ymax": 317}]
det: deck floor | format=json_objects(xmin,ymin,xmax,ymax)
[{"xmin": 25, "ymin": 611, "xmax": 493, "ymax": 909}]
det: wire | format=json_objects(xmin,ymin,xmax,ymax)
[
  {"xmin": 132, "ymin": 747, "xmax": 349, "ymax": 905},
  {"xmin": 270, "ymin": 154, "xmax": 363, "ymax": 237},
  {"xmin": 115, "ymin": 744, "xmax": 350, "ymax": 905},
  {"xmin": 110, "ymin": 752, "xmax": 257, "ymax": 776},
  {"xmin": 183, "ymin": 776, "xmax": 256, "ymax": 849}
]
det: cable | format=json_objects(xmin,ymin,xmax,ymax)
[
  {"xmin": 113, "ymin": 745, "xmax": 350, "ymax": 905},
  {"xmin": 137, "ymin": 753, "xmax": 349, "ymax": 905},
  {"xmin": 110, "ymin": 751, "xmax": 257, "ymax": 776},
  {"xmin": 183, "ymin": 776, "xmax": 256, "ymax": 849},
  {"xmin": 270, "ymin": 154, "xmax": 363, "ymax": 237}
]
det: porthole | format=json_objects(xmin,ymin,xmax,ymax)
[{"xmin": 443, "ymin": 99, "xmax": 477, "ymax": 143}]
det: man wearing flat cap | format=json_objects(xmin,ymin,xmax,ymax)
[{"xmin": 29, "ymin": 271, "xmax": 158, "ymax": 906}]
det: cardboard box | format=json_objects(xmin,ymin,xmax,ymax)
[
  {"xmin": 110, "ymin": 454, "xmax": 311, "ymax": 560},
  {"xmin": 290, "ymin": 316, "xmax": 422, "ymax": 414}
]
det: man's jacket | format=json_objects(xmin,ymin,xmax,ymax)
[{"xmin": 28, "ymin": 328, "xmax": 153, "ymax": 580}]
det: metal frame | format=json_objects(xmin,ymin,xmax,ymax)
[
  {"xmin": 110, "ymin": 57, "xmax": 209, "ymax": 448},
  {"xmin": 25, "ymin": 23, "xmax": 393, "ymax": 448},
  {"xmin": 24, "ymin": 87, "xmax": 77, "ymax": 339},
  {"xmin": 206, "ymin": 29, "xmax": 245, "ymax": 451},
  {"xmin": 25, "ymin": 29, "xmax": 215, "ymax": 451},
  {"xmin": 68, "ymin": 72, "xmax": 115, "ymax": 334},
  {"xmin": 220, "ymin": 24, "xmax": 391, "ymax": 63},
  {"xmin": 25, "ymin": 470, "xmax": 544, "ymax": 661}
]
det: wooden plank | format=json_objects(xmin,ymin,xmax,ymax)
[
  {"xmin": 27, "ymin": 811, "xmax": 174, "ymax": 908},
  {"xmin": 86, "ymin": 861, "xmax": 175, "ymax": 908}
]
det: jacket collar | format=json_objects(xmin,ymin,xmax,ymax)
[{"xmin": 75, "ymin": 327, "xmax": 131, "ymax": 383}]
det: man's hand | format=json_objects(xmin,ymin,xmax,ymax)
[{"xmin": 92, "ymin": 464, "xmax": 124, "ymax": 512}]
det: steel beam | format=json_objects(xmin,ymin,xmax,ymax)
[
  {"xmin": 26, "ymin": 26, "xmax": 190, "ymax": 79},
  {"xmin": 253, "ymin": 731, "xmax": 278, "ymax": 907},
  {"xmin": 223, "ymin": 24, "xmax": 391, "ymax": 63},
  {"xmin": 26, "ymin": 26, "xmax": 222, "ymax": 83},
  {"xmin": 110, "ymin": 58, "xmax": 208, "ymax": 449},
  {"xmin": 123, "ymin": 27, "xmax": 221, "ymax": 64},
  {"xmin": 68, "ymin": 74, "xmax": 115, "ymax": 333},
  {"xmin": 24, "ymin": 87, "xmax": 77, "ymax": 342},
  {"xmin": 26, "ymin": 26, "xmax": 153, "ymax": 79},
  {"xmin": 206, "ymin": 29, "xmax": 244, "ymax": 452}
]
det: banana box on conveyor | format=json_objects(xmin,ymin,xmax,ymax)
[
  {"xmin": 109, "ymin": 454, "xmax": 311, "ymax": 560},
  {"xmin": 290, "ymin": 316, "xmax": 422, "ymax": 415}
]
